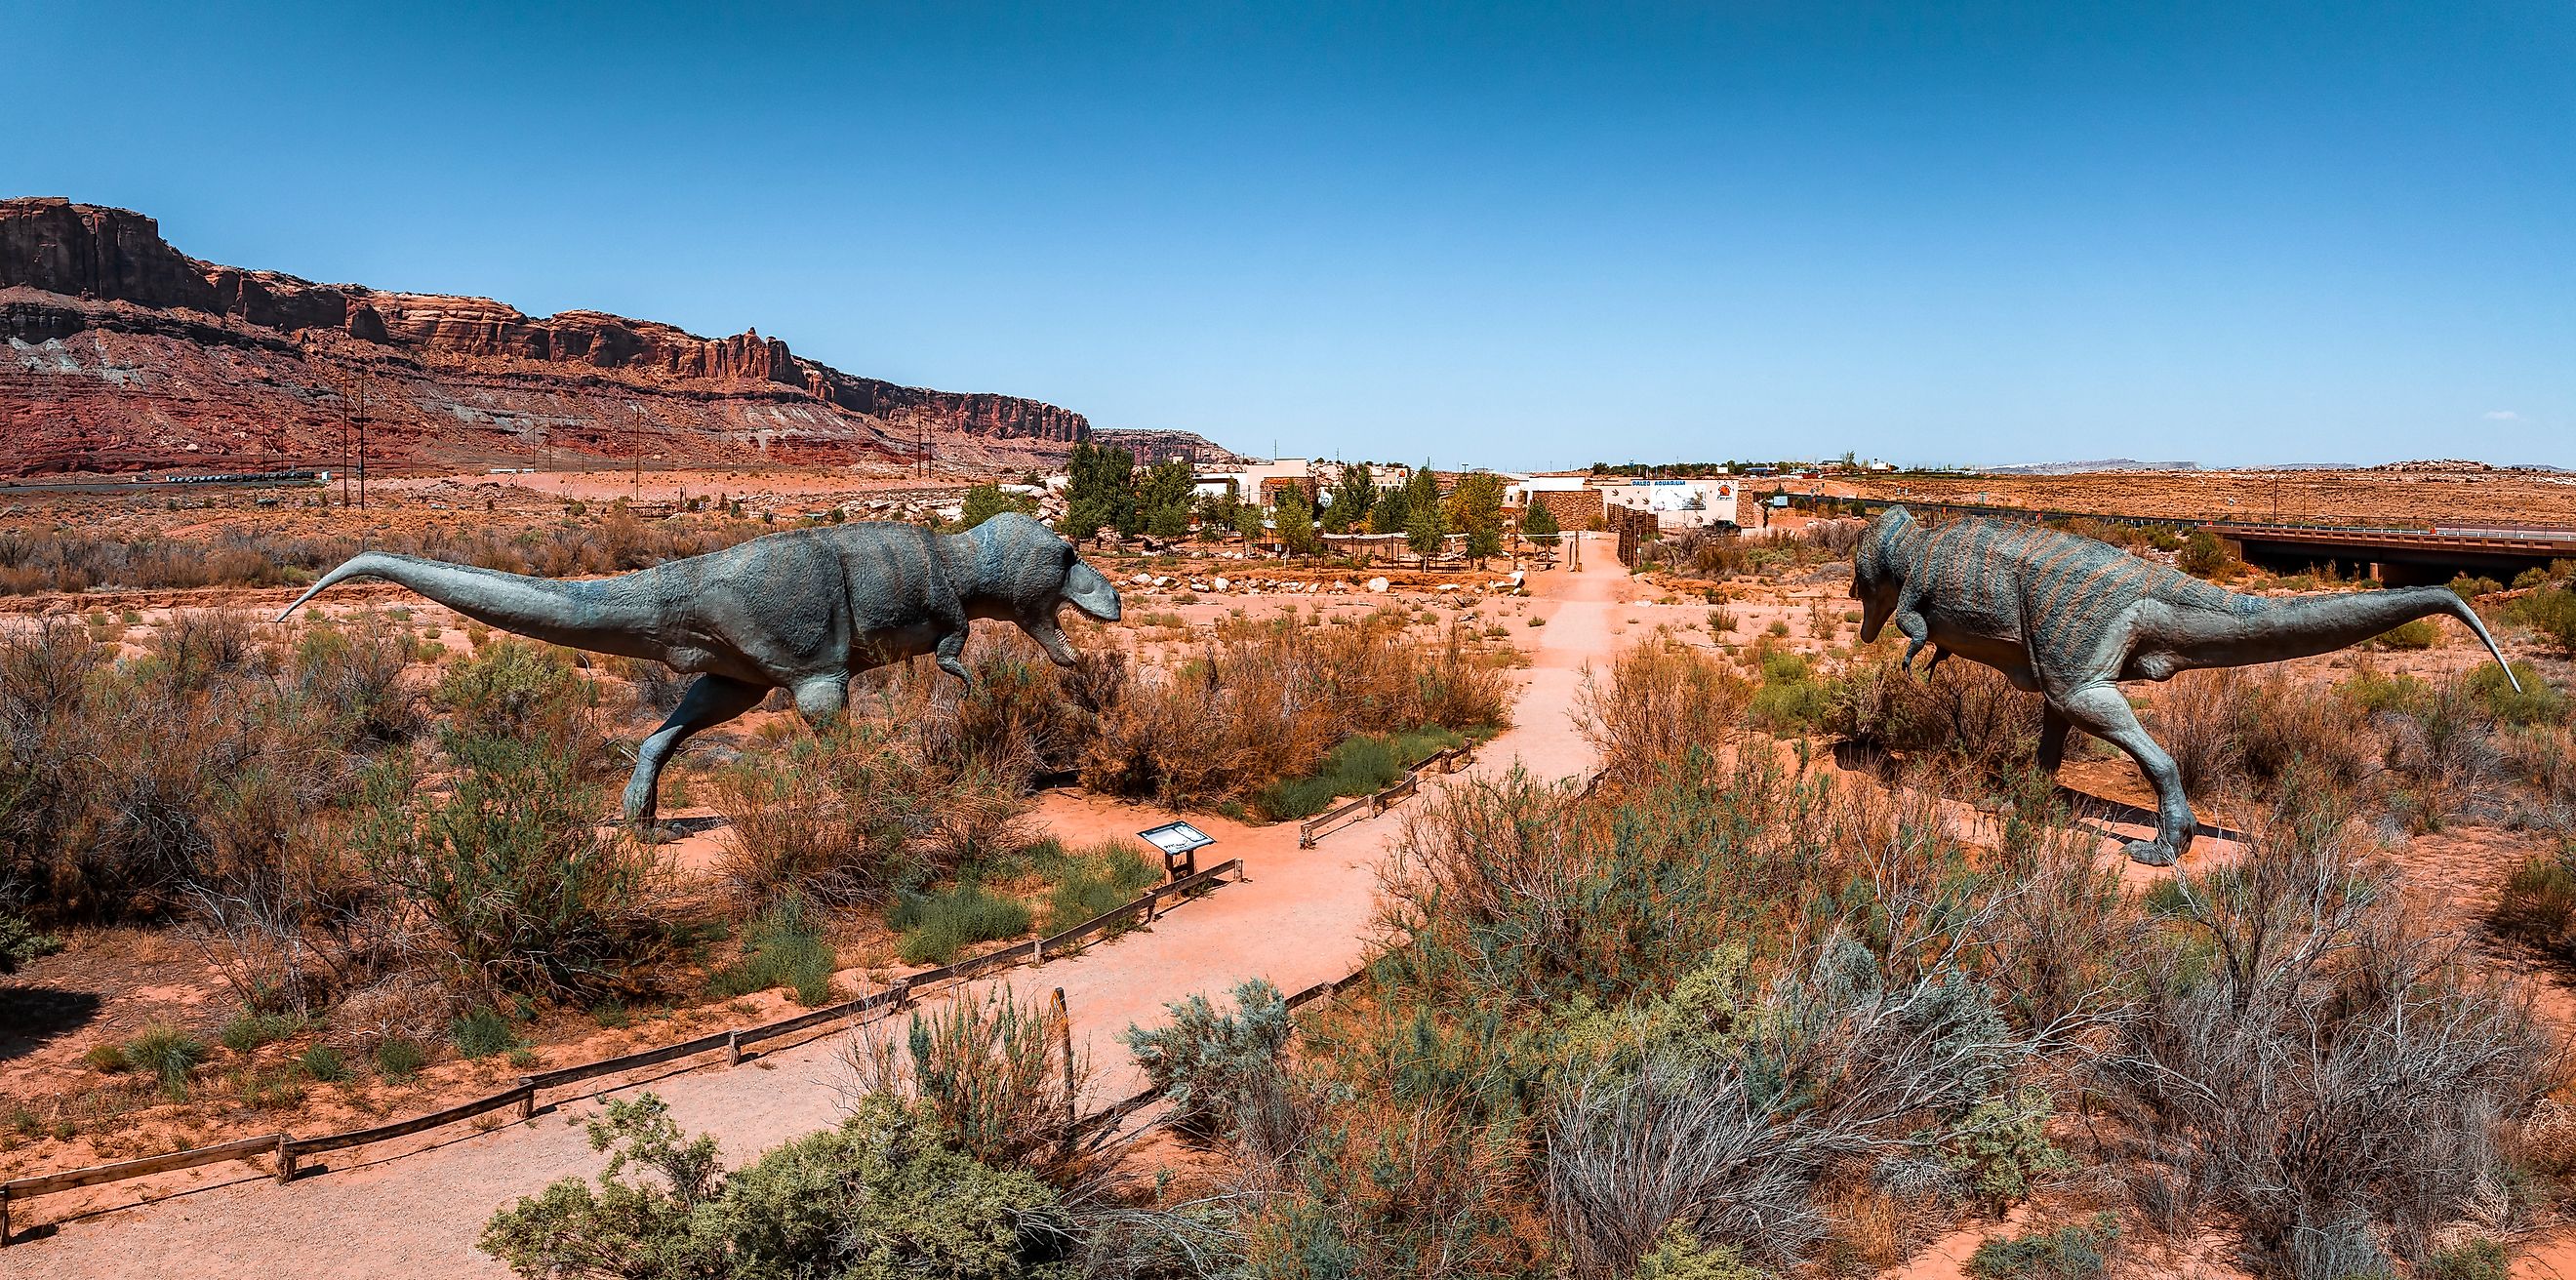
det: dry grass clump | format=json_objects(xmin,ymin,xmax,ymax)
[
  {"xmin": 0, "ymin": 613, "xmax": 417, "ymax": 922},
  {"xmin": 1080, "ymin": 614, "xmax": 1508, "ymax": 808},
  {"xmin": 1574, "ymin": 633, "xmax": 1751, "ymax": 783},
  {"xmin": 0, "ymin": 507, "xmax": 768, "ymax": 596},
  {"xmin": 2104, "ymin": 795, "xmax": 2558, "ymax": 1276}
]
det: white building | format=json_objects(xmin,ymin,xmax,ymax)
[{"xmin": 1601, "ymin": 477, "xmax": 1741, "ymax": 529}]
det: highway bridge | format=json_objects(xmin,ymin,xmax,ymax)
[{"xmin": 1770, "ymin": 492, "xmax": 2574, "ymax": 584}]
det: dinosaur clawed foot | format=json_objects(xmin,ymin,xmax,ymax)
[{"xmin": 2121, "ymin": 838, "xmax": 2177, "ymax": 867}]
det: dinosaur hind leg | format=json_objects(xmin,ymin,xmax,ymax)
[
  {"xmin": 2052, "ymin": 683, "xmax": 2194, "ymax": 866},
  {"xmin": 2036, "ymin": 703, "xmax": 2071, "ymax": 773},
  {"xmin": 625, "ymin": 674, "xmax": 769, "ymax": 825}
]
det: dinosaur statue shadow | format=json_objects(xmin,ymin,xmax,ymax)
[
  {"xmin": 0, "ymin": 986, "xmax": 104, "ymax": 1064},
  {"xmin": 1828, "ymin": 740, "xmax": 2249, "ymax": 848}
]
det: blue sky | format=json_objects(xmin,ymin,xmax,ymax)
[{"xmin": 12, "ymin": 3, "xmax": 2571, "ymax": 468}]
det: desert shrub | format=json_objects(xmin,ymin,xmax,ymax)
[
  {"xmin": 1829, "ymin": 656, "xmax": 2040, "ymax": 780},
  {"xmin": 1244, "ymin": 753, "xmax": 2106, "ymax": 1279},
  {"xmin": 846, "ymin": 985, "xmax": 1102, "ymax": 1186},
  {"xmin": 711, "ymin": 721, "xmax": 1026, "ymax": 908},
  {"xmin": 480, "ymin": 1093, "xmax": 1068, "ymax": 1280},
  {"xmin": 0, "ymin": 612, "xmax": 416, "ymax": 923},
  {"xmin": 1964, "ymin": 1214, "xmax": 2118, "ymax": 1280},
  {"xmin": 1574, "ymin": 635, "xmax": 1751, "ymax": 782},
  {"xmin": 2149, "ymin": 667, "xmax": 2376, "ymax": 798},
  {"xmin": 2423, "ymin": 1238, "xmax": 2513, "ymax": 1280},
  {"xmin": 2509, "ymin": 585, "xmax": 2576, "ymax": 653},
  {"xmin": 2178, "ymin": 531, "xmax": 2233, "ymax": 580},
  {"xmin": 2096, "ymin": 794, "xmax": 2555, "ymax": 1272},
  {"xmin": 2471, "ymin": 660, "xmax": 2566, "ymax": 727},
  {"xmin": 299, "ymin": 1043, "xmax": 351, "ymax": 1083},
  {"xmin": 146, "ymin": 608, "xmax": 267, "ymax": 692},
  {"xmin": 1041, "ymin": 840, "xmax": 1159, "ymax": 931},
  {"xmin": 1122, "ymin": 979, "xmax": 1298, "ymax": 1153},
  {"xmin": 1081, "ymin": 614, "xmax": 1506, "ymax": 808},
  {"xmin": 2449, "ymin": 574, "xmax": 2506, "ymax": 601},
  {"xmin": 374, "ymin": 1034, "xmax": 429, "ymax": 1082},
  {"xmin": 355, "ymin": 738, "xmax": 663, "ymax": 997},
  {"xmin": 907, "ymin": 637, "xmax": 1102, "ymax": 787},
  {"xmin": 432, "ymin": 638, "xmax": 595, "ymax": 744},
  {"xmin": 1746, "ymin": 648, "xmax": 1835, "ymax": 735},
  {"xmin": 290, "ymin": 611, "xmax": 423, "ymax": 744},
  {"xmin": 451, "ymin": 1006, "xmax": 525, "ymax": 1060},
  {"xmin": 890, "ymin": 883, "xmax": 1033, "ymax": 966},
  {"xmin": 2369, "ymin": 619, "xmax": 2437, "ymax": 650},
  {"xmin": 705, "ymin": 895, "xmax": 837, "ymax": 1006},
  {"xmin": 0, "ymin": 909, "xmax": 60, "ymax": 974}
]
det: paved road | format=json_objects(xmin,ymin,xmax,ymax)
[{"xmin": 12, "ymin": 548, "xmax": 1627, "ymax": 1277}]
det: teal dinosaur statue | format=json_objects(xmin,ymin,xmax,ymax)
[{"xmin": 1851, "ymin": 506, "xmax": 2519, "ymax": 865}]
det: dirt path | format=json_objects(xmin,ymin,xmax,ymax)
[{"xmin": 9, "ymin": 540, "xmax": 1635, "ymax": 1276}]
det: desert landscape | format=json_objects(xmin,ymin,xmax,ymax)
[
  {"xmin": 3, "ymin": 434, "xmax": 2574, "ymax": 1280},
  {"xmin": 8, "ymin": 6, "xmax": 2574, "ymax": 1277}
]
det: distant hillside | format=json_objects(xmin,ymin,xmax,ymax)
[
  {"xmin": 1981, "ymin": 459, "xmax": 2198, "ymax": 476},
  {"xmin": 0, "ymin": 197, "xmax": 1236, "ymax": 476}
]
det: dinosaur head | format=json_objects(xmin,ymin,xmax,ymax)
[
  {"xmin": 958, "ymin": 511, "xmax": 1122, "ymax": 666},
  {"xmin": 1850, "ymin": 505, "xmax": 1921, "ymax": 643}
]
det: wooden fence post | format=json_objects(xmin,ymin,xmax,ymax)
[
  {"xmin": 516, "ymin": 1079, "xmax": 536, "ymax": 1121},
  {"xmin": 1051, "ymin": 987, "xmax": 1075, "ymax": 1138},
  {"xmin": 3, "ymin": 1183, "xmax": 12, "ymax": 1246}
]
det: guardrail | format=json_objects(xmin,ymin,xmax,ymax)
[
  {"xmin": 1297, "ymin": 743, "xmax": 1476, "ymax": 848},
  {"xmin": 0, "ymin": 857, "xmax": 1245, "ymax": 1244}
]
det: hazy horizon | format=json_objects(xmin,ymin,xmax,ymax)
[{"xmin": 14, "ymin": 3, "xmax": 2571, "ymax": 471}]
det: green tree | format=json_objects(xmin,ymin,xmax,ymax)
[
  {"xmin": 1274, "ymin": 486, "xmax": 1323, "ymax": 557},
  {"xmin": 1523, "ymin": 500, "xmax": 1560, "ymax": 539},
  {"xmin": 1330, "ymin": 461, "xmax": 1379, "ymax": 533},
  {"xmin": 1368, "ymin": 479, "xmax": 1410, "ymax": 536},
  {"xmin": 1403, "ymin": 463, "xmax": 1447, "ymax": 566},
  {"xmin": 952, "ymin": 484, "xmax": 1034, "ymax": 531},
  {"xmin": 1135, "ymin": 459, "xmax": 1195, "ymax": 539},
  {"xmin": 1058, "ymin": 443, "xmax": 1136, "ymax": 541},
  {"xmin": 1445, "ymin": 472, "xmax": 1506, "ymax": 566}
]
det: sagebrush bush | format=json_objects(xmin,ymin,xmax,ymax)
[
  {"xmin": 0, "ymin": 613, "xmax": 408, "ymax": 922},
  {"xmin": 1574, "ymin": 634, "xmax": 1751, "ymax": 781},
  {"xmin": 846, "ymin": 985, "xmax": 1102, "ymax": 1186},
  {"xmin": 2099, "ymin": 794, "xmax": 2555, "ymax": 1273},
  {"xmin": 355, "ymin": 737, "xmax": 663, "ymax": 997},
  {"xmin": 1122, "ymin": 979, "xmax": 1298, "ymax": 1152},
  {"xmin": 480, "ymin": 1092, "xmax": 1069, "ymax": 1279},
  {"xmin": 1829, "ymin": 655, "xmax": 2039, "ymax": 780},
  {"xmin": 1964, "ymin": 1214, "xmax": 2118, "ymax": 1280}
]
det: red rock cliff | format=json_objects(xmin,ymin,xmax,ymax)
[{"xmin": 0, "ymin": 197, "xmax": 1133, "ymax": 474}]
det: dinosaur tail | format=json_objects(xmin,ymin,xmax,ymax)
[
  {"xmin": 276, "ymin": 552, "xmax": 670, "ymax": 661},
  {"xmin": 2175, "ymin": 584, "xmax": 2519, "ymax": 692}
]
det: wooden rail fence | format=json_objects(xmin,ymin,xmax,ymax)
[
  {"xmin": 1297, "ymin": 743, "xmax": 1476, "ymax": 848},
  {"xmin": 0, "ymin": 857, "xmax": 1245, "ymax": 1244}
]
